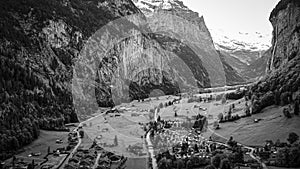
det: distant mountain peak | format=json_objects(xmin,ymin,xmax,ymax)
[
  {"xmin": 133, "ymin": 0, "xmax": 189, "ymax": 15},
  {"xmin": 210, "ymin": 29, "xmax": 271, "ymax": 52}
]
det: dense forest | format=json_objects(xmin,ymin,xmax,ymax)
[
  {"xmin": 247, "ymin": 47, "xmax": 300, "ymax": 115},
  {"xmin": 0, "ymin": 55, "xmax": 78, "ymax": 160},
  {"xmin": 0, "ymin": 0, "xmax": 142, "ymax": 161}
]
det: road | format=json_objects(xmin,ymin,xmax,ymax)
[
  {"xmin": 59, "ymin": 127, "xmax": 82, "ymax": 169},
  {"xmin": 59, "ymin": 112, "xmax": 104, "ymax": 169},
  {"xmin": 92, "ymin": 153, "xmax": 101, "ymax": 169},
  {"xmin": 207, "ymin": 126, "xmax": 268, "ymax": 169},
  {"xmin": 144, "ymin": 107, "xmax": 160, "ymax": 169},
  {"xmin": 154, "ymin": 99, "xmax": 267, "ymax": 169},
  {"xmin": 146, "ymin": 130, "xmax": 157, "ymax": 169}
]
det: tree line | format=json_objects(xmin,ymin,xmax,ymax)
[{"xmin": 0, "ymin": 56, "xmax": 78, "ymax": 161}]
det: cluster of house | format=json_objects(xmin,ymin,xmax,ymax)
[
  {"xmin": 254, "ymin": 140, "xmax": 291, "ymax": 167},
  {"xmin": 126, "ymin": 144, "xmax": 147, "ymax": 156},
  {"xmin": 152, "ymin": 128, "xmax": 212, "ymax": 158},
  {"xmin": 68, "ymin": 131, "xmax": 79, "ymax": 149},
  {"xmin": 64, "ymin": 148, "xmax": 97, "ymax": 169}
]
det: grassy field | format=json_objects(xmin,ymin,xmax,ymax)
[
  {"xmin": 83, "ymin": 113, "xmax": 147, "ymax": 157},
  {"xmin": 123, "ymin": 94, "xmax": 300, "ymax": 147},
  {"xmin": 125, "ymin": 158, "xmax": 148, "ymax": 169},
  {"xmin": 5, "ymin": 130, "xmax": 70, "ymax": 165},
  {"xmin": 83, "ymin": 91, "xmax": 300, "ymax": 166},
  {"xmin": 213, "ymin": 105, "xmax": 300, "ymax": 145}
]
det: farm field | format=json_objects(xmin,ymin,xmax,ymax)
[
  {"xmin": 5, "ymin": 130, "xmax": 70, "ymax": 166},
  {"xmin": 213, "ymin": 105, "xmax": 300, "ymax": 145}
]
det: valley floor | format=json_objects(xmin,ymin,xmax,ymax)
[
  {"xmin": 4, "ymin": 89, "xmax": 299, "ymax": 169},
  {"xmin": 214, "ymin": 105, "xmax": 300, "ymax": 146}
]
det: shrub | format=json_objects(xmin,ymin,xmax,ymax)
[
  {"xmin": 281, "ymin": 92, "xmax": 292, "ymax": 105},
  {"xmin": 274, "ymin": 90, "xmax": 281, "ymax": 105},
  {"xmin": 159, "ymin": 102, "xmax": 163, "ymax": 108},
  {"xmin": 226, "ymin": 90, "xmax": 246, "ymax": 100},
  {"xmin": 221, "ymin": 97, "xmax": 226, "ymax": 104},
  {"xmin": 218, "ymin": 113, "xmax": 224, "ymax": 121},
  {"xmin": 287, "ymin": 132, "xmax": 299, "ymax": 144},
  {"xmin": 283, "ymin": 108, "xmax": 292, "ymax": 118},
  {"xmin": 260, "ymin": 91, "xmax": 275, "ymax": 108},
  {"xmin": 220, "ymin": 158, "xmax": 231, "ymax": 169},
  {"xmin": 294, "ymin": 100, "xmax": 299, "ymax": 115},
  {"xmin": 244, "ymin": 102, "xmax": 251, "ymax": 116},
  {"xmin": 211, "ymin": 155, "xmax": 222, "ymax": 168},
  {"xmin": 252, "ymin": 100, "xmax": 261, "ymax": 114},
  {"xmin": 187, "ymin": 98, "xmax": 194, "ymax": 103},
  {"xmin": 216, "ymin": 94, "xmax": 223, "ymax": 101}
]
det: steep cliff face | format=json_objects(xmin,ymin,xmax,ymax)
[
  {"xmin": 268, "ymin": 0, "xmax": 300, "ymax": 71},
  {"xmin": 217, "ymin": 51, "xmax": 246, "ymax": 85},
  {"xmin": 249, "ymin": 0, "xmax": 300, "ymax": 114},
  {"xmin": 133, "ymin": 0, "xmax": 247, "ymax": 87},
  {"xmin": 0, "ymin": 0, "xmax": 140, "ymax": 160},
  {"xmin": 75, "ymin": 13, "xmax": 210, "ymax": 108},
  {"xmin": 74, "ymin": 0, "xmax": 231, "ymax": 109}
]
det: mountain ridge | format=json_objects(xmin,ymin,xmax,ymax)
[{"xmin": 133, "ymin": 0, "xmax": 246, "ymax": 86}]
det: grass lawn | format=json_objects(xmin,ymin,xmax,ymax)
[
  {"xmin": 213, "ymin": 105, "xmax": 300, "ymax": 145},
  {"xmin": 125, "ymin": 157, "xmax": 148, "ymax": 169},
  {"xmin": 42, "ymin": 154, "xmax": 68, "ymax": 168},
  {"xmin": 5, "ymin": 130, "xmax": 70, "ymax": 165}
]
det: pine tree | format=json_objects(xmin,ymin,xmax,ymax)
[
  {"xmin": 157, "ymin": 116, "xmax": 161, "ymax": 122},
  {"xmin": 287, "ymin": 132, "xmax": 299, "ymax": 144},
  {"xmin": 114, "ymin": 135, "xmax": 118, "ymax": 146},
  {"xmin": 294, "ymin": 100, "xmax": 299, "ymax": 115}
]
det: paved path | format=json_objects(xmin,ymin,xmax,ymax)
[
  {"xmin": 59, "ymin": 127, "xmax": 82, "ymax": 169},
  {"xmin": 145, "ymin": 107, "xmax": 160, "ymax": 169},
  {"xmin": 207, "ymin": 127, "xmax": 268, "ymax": 169},
  {"xmin": 146, "ymin": 131, "xmax": 157, "ymax": 169},
  {"xmin": 59, "ymin": 112, "xmax": 104, "ymax": 169},
  {"xmin": 92, "ymin": 153, "xmax": 101, "ymax": 169}
]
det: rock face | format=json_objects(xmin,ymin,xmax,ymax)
[
  {"xmin": 217, "ymin": 51, "xmax": 246, "ymax": 85},
  {"xmin": 268, "ymin": 0, "xmax": 300, "ymax": 71},
  {"xmin": 241, "ymin": 49, "xmax": 271, "ymax": 81},
  {"xmin": 77, "ymin": 12, "xmax": 213, "ymax": 108},
  {"xmin": 0, "ymin": 0, "xmax": 140, "ymax": 160},
  {"xmin": 75, "ymin": 0, "xmax": 240, "ymax": 109},
  {"xmin": 249, "ymin": 0, "xmax": 300, "ymax": 113},
  {"xmin": 132, "ymin": 0, "xmax": 247, "ymax": 87}
]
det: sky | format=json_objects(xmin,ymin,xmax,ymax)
[{"xmin": 183, "ymin": 0, "xmax": 281, "ymax": 36}]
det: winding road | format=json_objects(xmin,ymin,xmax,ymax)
[{"xmin": 59, "ymin": 112, "xmax": 104, "ymax": 169}]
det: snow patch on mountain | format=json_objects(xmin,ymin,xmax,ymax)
[
  {"xmin": 210, "ymin": 29, "xmax": 271, "ymax": 52},
  {"xmin": 133, "ymin": 0, "xmax": 189, "ymax": 13}
]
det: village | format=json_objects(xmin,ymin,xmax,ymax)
[{"xmin": 2, "ymin": 87, "xmax": 300, "ymax": 169}]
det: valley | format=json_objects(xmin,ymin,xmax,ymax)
[
  {"xmin": 4, "ymin": 87, "xmax": 299, "ymax": 169},
  {"xmin": 0, "ymin": 0, "xmax": 300, "ymax": 169}
]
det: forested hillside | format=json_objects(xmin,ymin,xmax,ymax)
[
  {"xmin": 248, "ymin": 0, "xmax": 300, "ymax": 114},
  {"xmin": 0, "ymin": 0, "xmax": 140, "ymax": 160}
]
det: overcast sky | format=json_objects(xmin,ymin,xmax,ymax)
[{"xmin": 183, "ymin": 0, "xmax": 281, "ymax": 35}]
